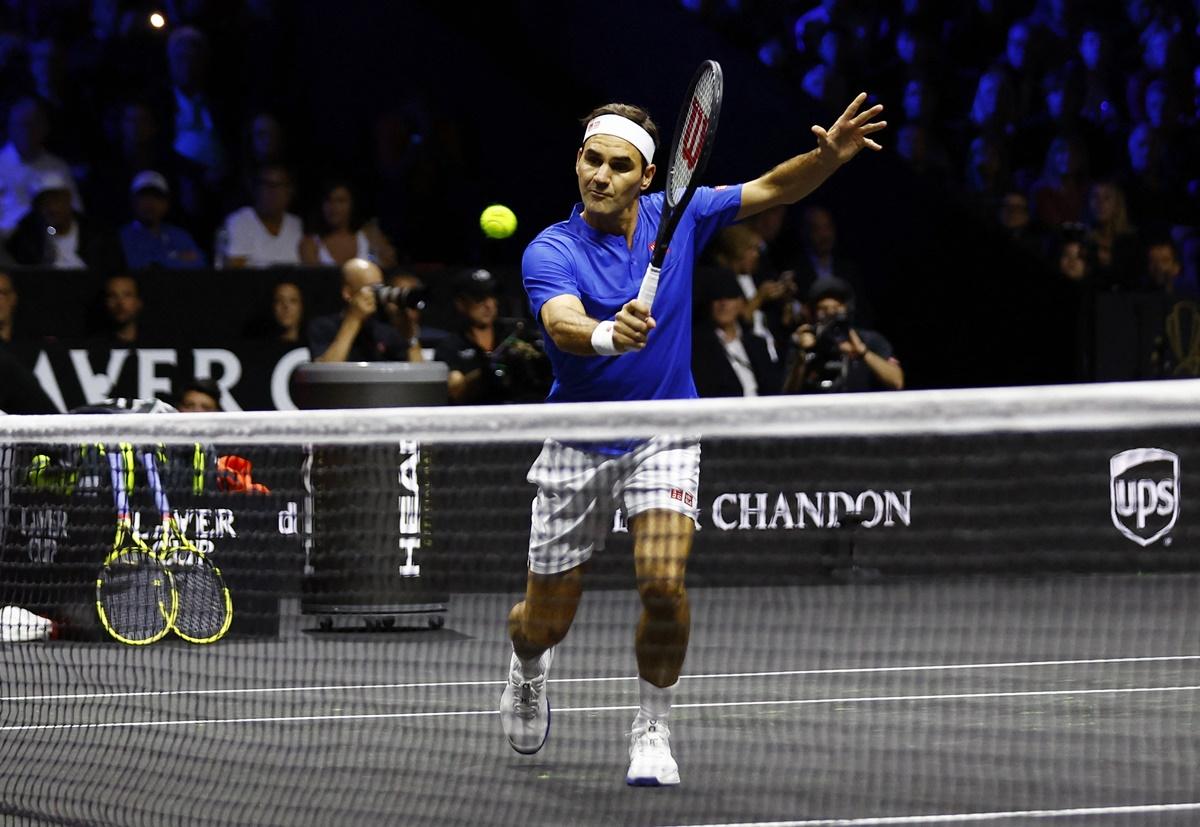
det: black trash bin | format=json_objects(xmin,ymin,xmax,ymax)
[{"xmin": 291, "ymin": 362, "xmax": 449, "ymax": 630}]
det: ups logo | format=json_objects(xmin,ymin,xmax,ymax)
[{"xmin": 1110, "ymin": 448, "xmax": 1179, "ymax": 547}]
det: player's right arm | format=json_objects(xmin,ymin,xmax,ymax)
[{"xmin": 540, "ymin": 294, "xmax": 654, "ymax": 356}]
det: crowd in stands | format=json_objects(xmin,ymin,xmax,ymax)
[
  {"xmin": 687, "ymin": 0, "xmax": 1200, "ymax": 298},
  {"xmin": 0, "ymin": 1, "xmax": 1197, "ymax": 411}
]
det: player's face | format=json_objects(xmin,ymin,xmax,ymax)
[{"xmin": 576, "ymin": 136, "xmax": 654, "ymax": 222}]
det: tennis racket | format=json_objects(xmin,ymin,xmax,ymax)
[
  {"xmin": 140, "ymin": 449, "xmax": 233, "ymax": 645},
  {"xmin": 96, "ymin": 445, "xmax": 176, "ymax": 645},
  {"xmin": 636, "ymin": 59, "xmax": 724, "ymax": 311}
]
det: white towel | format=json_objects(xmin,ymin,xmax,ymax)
[{"xmin": 0, "ymin": 605, "xmax": 55, "ymax": 642}]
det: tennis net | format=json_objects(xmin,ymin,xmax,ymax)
[{"xmin": 2, "ymin": 381, "xmax": 1199, "ymax": 826}]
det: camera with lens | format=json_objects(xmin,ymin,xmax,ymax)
[
  {"xmin": 801, "ymin": 310, "xmax": 854, "ymax": 393},
  {"xmin": 487, "ymin": 319, "xmax": 553, "ymax": 402},
  {"xmin": 372, "ymin": 283, "xmax": 428, "ymax": 312}
]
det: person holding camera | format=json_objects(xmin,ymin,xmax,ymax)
[
  {"xmin": 434, "ymin": 268, "xmax": 550, "ymax": 404},
  {"xmin": 783, "ymin": 276, "xmax": 903, "ymax": 393},
  {"xmin": 308, "ymin": 257, "xmax": 422, "ymax": 363}
]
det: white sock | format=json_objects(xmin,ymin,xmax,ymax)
[
  {"xmin": 635, "ymin": 676, "xmax": 676, "ymax": 725},
  {"xmin": 516, "ymin": 647, "xmax": 548, "ymax": 676}
]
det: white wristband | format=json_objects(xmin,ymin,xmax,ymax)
[{"xmin": 590, "ymin": 320, "xmax": 620, "ymax": 356}]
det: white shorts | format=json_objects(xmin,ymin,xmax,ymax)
[{"xmin": 526, "ymin": 437, "xmax": 701, "ymax": 575}]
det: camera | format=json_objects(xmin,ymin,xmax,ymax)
[
  {"xmin": 801, "ymin": 310, "xmax": 854, "ymax": 393},
  {"xmin": 487, "ymin": 319, "xmax": 553, "ymax": 402},
  {"xmin": 372, "ymin": 283, "xmax": 427, "ymax": 312}
]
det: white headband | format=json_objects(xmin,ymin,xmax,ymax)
[{"xmin": 583, "ymin": 114, "xmax": 655, "ymax": 165}]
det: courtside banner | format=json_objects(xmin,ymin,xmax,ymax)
[{"xmin": 430, "ymin": 429, "xmax": 1200, "ymax": 591}]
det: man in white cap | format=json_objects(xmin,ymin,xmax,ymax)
[
  {"xmin": 119, "ymin": 170, "xmax": 205, "ymax": 270},
  {"xmin": 5, "ymin": 171, "xmax": 121, "ymax": 271}
]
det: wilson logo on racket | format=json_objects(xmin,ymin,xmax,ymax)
[
  {"xmin": 1109, "ymin": 448, "xmax": 1179, "ymax": 547},
  {"xmin": 680, "ymin": 99, "xmax": 710, "ymax": 168}
]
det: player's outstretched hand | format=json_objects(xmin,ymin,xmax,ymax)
[
  {"xmin": 614, "ymin": 299, "xmax": 655, "ymax": 351},
  {"xmin": 812, "ymin": 92, "xmax": 886, "ymax": 166}
]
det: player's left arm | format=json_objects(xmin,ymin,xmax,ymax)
[{"xmin": 735, "ymin": 93, "xmax": 886, "ymax": 222}]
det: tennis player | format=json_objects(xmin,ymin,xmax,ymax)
[{"xmin": 501, "ymin": 93, "xmax": 886, "ymax": 785}]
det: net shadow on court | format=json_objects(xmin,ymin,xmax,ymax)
[{"xmin": 4, "ymin": 575, "xmax": 1198, "ymax": 827}]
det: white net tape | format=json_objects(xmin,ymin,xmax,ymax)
[{"xmin": 0, "ymin": 380, "xmax": 1197, "ymax": 446}]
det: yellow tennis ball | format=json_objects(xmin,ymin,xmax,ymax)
[{"xmin": 480, "ymin": 204, "xmax": 517, "ymax": 239}]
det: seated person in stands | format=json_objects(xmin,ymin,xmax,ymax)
[
  {"xmin": 299, "ymin": 178, "xmax": 397, "ymax": 269},
  {"xmin": 217, "ymin": 163, "xmax": 302, "ymax": 268},
  {"xmin": 1143, "ymin": 239, "xmax": 1194, "ymax": 298},
  {"xmin": 176, "ymin": 376, "xmax": 221, "ymax": 412},
  {"xmin": 783, "ymin": 277, "xmax": 903, "ymax": 393},
  {"xmin": 270, "ymin": 280, "xmax": 305, "ymax": 345},
  {"xmin": 692, "ymin": 266, "xmax": 782, "ymax": 397},
  {"xmin": 7, "ymin": 172, "xmax": 123, "ymax": 271},
  {"xmin": 119, "ymin": 171, "xmax": 205, "ymax": 270},
  {"xmin": 434, "ymin": 268, "xmax": 548, "ymax": 404},
  {"xmin": 102, "ymin": 273, "xmax": 143, "ymax": 345},
  {"xmin": 308, "ymin": 257, "xmax": 420, "ymax": 362}
]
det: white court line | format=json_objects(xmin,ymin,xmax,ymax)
[
  {"xmin": 4, "ymin": 683, "xmax": 1198, "ymax": 733},
  {"xmin": 5, "ymin": 654, "xmax": 1198, "ymax": 703},
  {"xmin": 663, "ymin": 801, "xmax": 1200, "ymax": 826}
]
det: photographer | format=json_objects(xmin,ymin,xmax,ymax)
[
  {"xmin": 783, "ymin": 277, "xmax": 903, "ymax": 393},
  {"xmin": 434, "ymin": 268, "xmax": 550, "ymax": 404},
  {"xmin": 308, "ymin": 257, "xmax": 422, "ymax": 363}
]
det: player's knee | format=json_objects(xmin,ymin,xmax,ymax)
[{"xmin": 637, "ymin": 576, "xmax": 686, "ymax": 616}]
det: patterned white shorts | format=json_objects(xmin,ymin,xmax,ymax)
[{"xmin": 526, "ymin": 437, "xmax": 701, "ymax": 575}]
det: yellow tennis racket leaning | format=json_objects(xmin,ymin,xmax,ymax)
[
  {"xmin": 96, "ymin": 517, "xmax": 178, "ymax": 645},
  {"xmin": 140, "ymin": 448, "xmax": 233, "ymax": 645},
  {"xmin": 96, "ymin": 445, "xmax": 177, "ymax": 644}
]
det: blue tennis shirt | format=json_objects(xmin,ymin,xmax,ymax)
[{"xmin": 523, "ymin": 184, "xmax": 743, "ymax": 409}]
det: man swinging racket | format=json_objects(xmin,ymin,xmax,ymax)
[{"xmin": 503, "ymin": 62, "xmax": 886, "ymax": 786}]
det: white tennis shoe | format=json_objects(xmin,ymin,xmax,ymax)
[
  {"xmin": 625, "ymin": 718, "xmax": 680, "ymax": 786},
  {"xmin": 499, "ymin": 647, "xmax": 554, "ymax": 754}
]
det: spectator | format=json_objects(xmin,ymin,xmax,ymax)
[
  {"xmin": 1055, "ymin": 234, "xmax": 1091, "ymax": 283},
  {"xmin": 968, "ymin": 66, "xmax": 1018, "ymax": 137},
  {"xmin": 963, "ymin": 132, "xmax": 1011, "ymax": 207},
  {"xmin": 709, "ymin": 223, "xmax": 788, "ymax": 360},
  {"xmin": 216, "ymin": 163, "xmax": 302, "ymax": 268},
  {"xmin": 783, "ymin": 277, "xmax": 903, "ymax": 393},
  {"xmin": 434, "ymin": 268, "xmax": 536, "ymax": 404},
  {"xmin": 298, "ymin": 178, "xmax": 397, "ymax": 269},
  {"xmin": 0, "ymin": 270, "xmax": 16, "ymax": 344},
  {"xmin": 692, "ymin": 267, "xmax": 782, "ymax": 398},
  {"xmin": 87, "ymin": 99, "xmax": 211, "ymax": 234},
  {"xmin": 102, "ymin": 274, "xmax": 143, "ymax": 344},
  {"xmin": 309, "ymin": 257, "xmax": 416, "ymax": 363},
  {"xmin": 7, "ymin": 172, "xmax": 123, "ymax": 270},
  {"xmin": 1123, "ymin": 121, "xmax": 1183, "ymax": 234},
  {"xmin": 119, "ymin": 171, "xmax": 206, "ymax": 270},
  {"xmin": 164, "ymin": 26, "xmax": 226, "ymax": 184},
  {"xmin": 998, "ymin": 190, "xmax": 1048, "ymax": 257},
  {"xmin": 1030, "ymin": 133, "xmax": 1089, "ymax": 228},
  {"xmin": 1077, "ymin": 23, "xmax": 1122, "ymax": 129},
  {"xmin": 269, "ymin": 280, "xmax": 305, "ymax": 345},
  {"xmin": 0, "ymin": 97, "xmax": 82, "ymax": 237},
  {"xmin": 177, "ymin": 377, "xmax": 221, "ymax": 412},
  {"xmin": 1085, "ymin": 180, "xmax": 1140, "ymax": 290},
  {"xmin": 1143, "ymin": 239, "xmax": 1193, "ymax": 297}
]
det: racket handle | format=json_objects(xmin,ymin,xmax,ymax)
[{"xmin": 636, "ymin": 263, "xmax": 661, "ymax": 310}]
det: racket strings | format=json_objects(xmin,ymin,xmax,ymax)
[
  {"xmin": 170, "ymin": 563, "xmax": 229, "ymax": 641},
  {"xmin": 98, "ymin": 554, "xmax": 173, "ymax": 642},
  {"xmin": 667, "ymin": 67, "xmax": 720, "ymax": 204}
]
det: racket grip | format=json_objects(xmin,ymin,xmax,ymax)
[{"xmin": 636, "ymin": 264, "xmax": 661, "ymax": 310}]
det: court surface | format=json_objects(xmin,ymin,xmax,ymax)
[{"xmin": 3, "ymin": 574, "xmax": 1199, "ymax": 827}]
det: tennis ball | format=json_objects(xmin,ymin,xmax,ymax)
[{"xmin": 480, "ymin": 204, "xmax": 517, "ymax": 239}]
